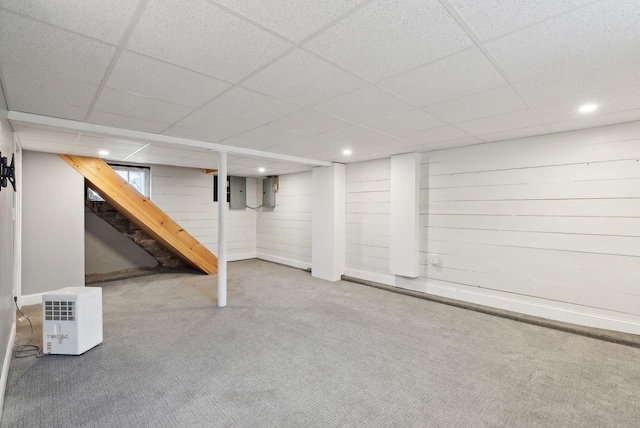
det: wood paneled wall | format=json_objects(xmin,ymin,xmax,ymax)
[
  {"xmin": 257, "ymin": 171, "xmax": 312, "ymax": 269},
  {"xmin": 151, "ymin": 164, "xmax": 258, "ymax": 261},
  {"xmin": 420, "ymin": 122, "xmax": 640, "ymax": 319},
  {"xmin": 345, "ymin": 158, "xmax": 391, "ymax": 278}
]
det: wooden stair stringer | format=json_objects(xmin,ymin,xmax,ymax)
[{"xmin": 59, "ymin": 154, "xmax": 218, "ymax": 274}]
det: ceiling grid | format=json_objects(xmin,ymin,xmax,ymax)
[{"xmin": 0, "ymin": 0, "xmax": 638, "ymax": 175}]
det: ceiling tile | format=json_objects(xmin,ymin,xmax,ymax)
[
  {"xmin": 486, "ymin": 1, "xmax": 640, "ymax": 82},
  {"xmin": 312, "ymin": 125, "xmax": 387, "ymax": 147},
  {"xmin": 10, "ymin": 96, "xmax": 88, "ymax": 121},
  {"xmin": 76, "ymin": 135, "xmax": 147, "ymax": 152},
  {"xmin": 348, "ymin": 146, "xmax": 427, "ymax": 162},
  {"xmin": 269, "ymin": 109, "xmax": 351, "ymax": 136},
  {"xmin": 348, "ymin": 136, "xmax": 422, "ymax": 155},
  {"xmin": 401, "ymin": 125, "xmax": 474, "ymax": 146},
  {"xmin": 242, "ymin": 49, "xmax": 367, "ymax": 106},
  {"xmin": 13, "ymin": 126, "xmax": 79, "ymax": 144},
  {"xmin": 0, "ymin": 10, "xmax": 115, "ymax": 84},
  {"xmin": 174, "ymin": 154, "xmax": 220, "ymax": 169},
  {"xmin": 266, "ymin": 142, "xmax": 312, "ymax": 156},
  {"xmin": 455, "ymin": 109, "xmax": 544, "ymax": 136},
  {"xmin": 547, "ymin": 109, "xmax": 640, "ymax": 134},
  {"xmin": 449, "ymin": 0, "xmax": 594, "ymax": 41},
  {"xmin": 304, "ymin": 0, "xmax": 473, "ymax": 81},
  {"xmin": 213, "ymin": 0, "xmax": 366, "ymax": 42},
  {"xmin": 182, "ymin": 150, "xmax": 219, "ymax": 164},
  {"xmin": 533, "ymin": 85, "xmax": 640, "ymax": 125},
  {"xmin": 313, "ymin": 86, "xmax": 414, "ymax": 123},
  {"xmin": 246, "ymin": 161, "xmax": 310, "ymax": 175},
  {"xmin": 308, "ymin": 137, "xmax": 424, "ymax": 163},
  {"xmin": 227, "ymin": 156, "xmax": 269, "ymax": 167},
  {"xmin": 202, "ymin": 87, "xmax": 300, "ymax": 124},
  {"xmin": 17, "ymin": 139, "xmax": 76, "ymax": 154},
  {"xmin": 87, "ymin": 111, "xmax": 169, "ymax": 133},
  {"xmin": 363, "ymin": 109, "xmax": 445, "ymax": 136},
  {"xmin": 136, "ymin": 144, "xmax": 197, "ymax": 157},
  {"xmin": 514, "ymin": 66, "xmax": 640, "ymax": 107},
  {"xmin": 232, "ymin": 126, "xmax": 305, "ymax": 149},
  {"xmin": 424, "ymin": 86, "xmax": 527, "ymax": 123},
  {"xmin": 93, "ymin": 88, "xmax": 194, "ymax": 125},
  {"xmin": 123, "ymin": 152, "xmax": 187, "ymax": 165},
  {"xmin": 162, "ymin": 125, "xmax": 227, "ymax": 143},
  {"xmin": 423, "ymin": 137, "xmax": 482, "ymax": 151},
  {"xmin": 171, "ymin": 109, "xmax": 258, "ymax": 139},
  {"xmin": 2, "ymin": 63, "xmax": 98, "ymax": 110},
  {"xmin": 228, "ymin": 166, "xmax": 265, "ymax": 177},
  {"xmin": 0, "ymin": 0, "xmax": 138, "ymax": 44},
  {"xmin": 106, "ymin": 51, "xmax": 230, "ymax": 108},
  {"xmin": 72, "ymin": 146, "xmax": 136, "ymax": 160},
  {"xmin": 127, "ymin": 0, "xmax": 293, "ymax": 81},
  {"xmin": 378, "ymin": 48, "xmax": 507, "ymax": 106},
  {"xmin": 478, "ymin": 125, "xmax": 550, "ymax": 143},
  {"xmin": 269, "ymin": 125, "xmax": 387, "ymax": 155}
]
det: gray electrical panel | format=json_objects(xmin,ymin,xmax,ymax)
[
  {"xmin": 262, "ymin": 178, "xmax": 276, "ymax": 208},
  {"xmin": 229, "ymin": 176, "xmax": 246, "ymax": 209}
]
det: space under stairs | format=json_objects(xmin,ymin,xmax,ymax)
[{"xmin": 60, "ymin": 154, "xmax": 218, "ymax": 275}]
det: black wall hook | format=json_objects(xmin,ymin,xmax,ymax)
[{"xmin": 1, "ymin": 152, "xmax": 16, "ymax": 192}]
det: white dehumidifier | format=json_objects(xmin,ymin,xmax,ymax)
[{"xmin": 42, "ymin": 287, "xmax": 103, "ymax": 355}]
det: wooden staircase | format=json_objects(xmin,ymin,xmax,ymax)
[{"xmin": 60, "ymin": 154, "xmax": 218, "ymax": 274}]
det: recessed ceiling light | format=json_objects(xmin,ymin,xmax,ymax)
[
  {"xmin": 342, "ymin": 149, "xmax": 352, "ymax": 156},
  {"xmin": 258, "ymin": 167, "xmax": 265, "ymax": 173},
  {"xmin": 578, "ymin": 103, "xmax": 597, "ymax": 113},
  {"xmin": 98, "ymin": 150, "xmax": 109, "ymax": 156}
]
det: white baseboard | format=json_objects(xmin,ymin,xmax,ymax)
[
  {"xmin": 344, "ymin": 269, "xmax": 640, "ymax": 336},
  {"xmin": 20, "ymin": 293, "xmax": 44, "ymax": 307},
  {"xmin": 256, "ymin": 253, "xmax": 311, "ymax": 271},
  {"xmin": 227, "ymin": 252, "xmax": 257, "ymax": 262},
  {"xmin": 344, "ymin": 268, "xmax": 395, "ymax": 286},
  {"xmin": 0, "ymin": 321, "xmax": 16, "ymax": 419}
]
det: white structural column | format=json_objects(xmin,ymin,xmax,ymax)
[
  {"xmin": 390, "ymin": 152, "xmax": 420, "ymax": 278},
  {"xmin": 217, "ymin": 151, "xmax": 227, "ymax": 307},
  {"xmin": 311, "ymin": 163, "xmax": 345, "ymax": 281}
]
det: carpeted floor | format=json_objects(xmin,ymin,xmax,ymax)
[{"xmin": 2, "ymin": 259, "xmax": 640, "ymax": 427}]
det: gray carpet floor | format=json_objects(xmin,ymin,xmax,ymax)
[{"xmin": 2, "ymin": 259, "xmax": 640, "ymax": 427}]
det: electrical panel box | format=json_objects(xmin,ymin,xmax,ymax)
[
  {"xmin": 229, "ymin": 176, "xmax": 246, "ymax": 209},
  {"xmin": 263, "ymin": 178, "xmax": 276, "ymax": 208},
  {"xmin": 42, "ymin": 287, "xmax": 103, "ymax": 355}
]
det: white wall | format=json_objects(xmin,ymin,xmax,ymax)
[
  {"xmin": 22, "ymin": 151, "xmax": 84, "ymax": 296},
  {"xmin": 0, "ymin": 117, "xmax": 16, "ymax": 417},
  {"xmin": 84, "ymin": 209, "xmax": 158, "ymax": 274},
  {"xmin": 342, "ymin": 121, "xmax": 640, "ymax": 334},
  {"xmin": 418, "ymin": 121, "xmax": 640, "ymax": 333},
  {"xmin": 344, "ymin": 158, "xmax": 391, "ymax": 282},
  {"xmin": 257, "ymin": 171, "xmax": 312, "ymax": 269},
  {"xmin": 151, "ymin": 165, "xmax": 257, "ymax": 261},
  {"xmin": 312, "ymin": 164, "xmax": 345, "ymax": 281}
]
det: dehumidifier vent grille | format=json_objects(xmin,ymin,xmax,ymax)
[{"xmin": 44, "ymin": 300, "xmax": 75, "ymax": 321}]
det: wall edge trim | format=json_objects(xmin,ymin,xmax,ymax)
[
  {"xmin": 228, "ymin": 252, "xmax": 257, "ymax": 262},
  {"xmin": 257, "ymin": 253, "xmax": 311, "ymax": 271},
  {"xmin": 0, "ymin": 321, "xmax": 16, "ymax": 419},
  {"xmin": 20, "ymin": 293, "xmax": 45, "ymax": 307}
]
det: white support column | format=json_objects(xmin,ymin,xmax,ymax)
[
  {"xmin": 311, "ymin": 163, "xmax": 345, "ymax": 281},
  {"xmin": 217, "ymin": 151, "xmax": 227, "ymax": 307},
  {"xmin": 390, "ymin": 152, "xmax": 420, "ymax": 278}
]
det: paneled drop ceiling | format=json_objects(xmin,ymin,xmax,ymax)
[{"xmin": 1, "ymin": 0, "xmax": 640, "ymax": 176}]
